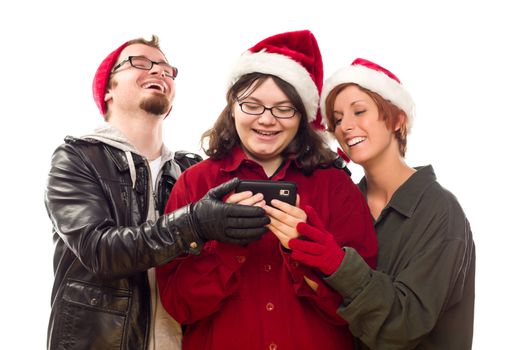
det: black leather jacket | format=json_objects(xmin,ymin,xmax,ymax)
[{"xmin": 45, "ymin": 137, "xmax": 201, "ymax": 350}]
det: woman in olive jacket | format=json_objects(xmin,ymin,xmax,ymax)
[{"xmin": 287, "ymin": 58, "xmax": 475, "ymax": 349}]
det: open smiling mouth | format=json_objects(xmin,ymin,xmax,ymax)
[
  {"xmin": 142, "ymin": 82, "xmax": 165, "ymax": 93},
  {"xmin": 254, "ymin": 129, "xmax": 280, "ymax": 136},
  {"xmin": 348, "ymin": 137, "xmax": 366, "ymax": 147}
]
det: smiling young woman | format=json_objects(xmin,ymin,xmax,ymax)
[
  {"xmin": 293, "ymin": 57, "xmax": 476, "ymax": 349},
  {"xmin": 156, "ymin": 31, "xmax": 378, "ymax": 350}
]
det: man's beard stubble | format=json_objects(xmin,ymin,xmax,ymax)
[{"xmin": 139, "ymin": 94, "xmax": 170, "ymax": 116}]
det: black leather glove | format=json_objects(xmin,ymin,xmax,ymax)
[
  {"xmin": 165, "ymin": 178, "xmax": 270, "ymax": 254},
  {"xmin": 192, "ymin": 178, "xmax": 270, "ymax": 244}
]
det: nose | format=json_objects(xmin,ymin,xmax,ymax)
[
  {"xmin": 339, "ymin": 115, "xmax": 354, "ymax": 133},
  {"xmin": 257, "ymin": 108, "xmax": 277, "ymax": 124},
  {"xmin": 149, "ymin": 62, "xmax": 166, "ymax": 77}
]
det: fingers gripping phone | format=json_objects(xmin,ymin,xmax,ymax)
[{"xmin": 235, "ymin": 180, "xmax": 297, "ymax": 207}]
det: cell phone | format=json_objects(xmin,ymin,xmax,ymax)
[{"xmin": 235, "ymin": 180, "xmax": 297, "ymax": 207}]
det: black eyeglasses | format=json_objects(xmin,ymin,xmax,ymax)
[
  {"xmin": 112, "ymin": 56, "xmax": 178, "ymax": 79},
  {"xmin": 237, "ymin": 100, "xmax": 298, "ymax": 119}
]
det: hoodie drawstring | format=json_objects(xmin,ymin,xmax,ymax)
[{"xmin": 125, "ymin": 151, "xmax": 137, "ymax": 189}]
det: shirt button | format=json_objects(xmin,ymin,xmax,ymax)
[
  {"xmin": 291, "ymin": 261, "xmax": 299, "ymax": 268},
  {"xmin": 269, "ymin": 343, "xmax": 277, "ymax": 350},
  {"xmin": 236, "ymin": 256, "xmax": 246, "ymax": 264},
  {"xmin": 263, "ymin": 264, "xmax": 272, "ymax": 272},
  {"xmin": 266, "ymin": 302, "xmax": 275, "ymax": 311}
]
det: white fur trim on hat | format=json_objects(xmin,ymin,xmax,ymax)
[
  {"xmin": 320, "ymin": 65, "xmax": 415, "ymax": 131},
  {"xmin": 228, "ymin": 50, "xmax": 319, "ymax": 122}
]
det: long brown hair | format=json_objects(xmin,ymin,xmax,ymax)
[
  {"xmin": 201, "ymin": 73, "xmax": 336, "ymax": 175},
  {"xmin": 324, "ymin": 83, "xmax": 408, "ymax": 157}
]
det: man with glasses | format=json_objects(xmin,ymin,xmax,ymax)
[{"xmin": 45, "ymin": 35, "xmax": 270, "ymax": 350}]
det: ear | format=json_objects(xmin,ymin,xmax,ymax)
[
  {"xmin": 102, "ymin": 90, "xmax": 113, "ymax": 117},
  {"xmin": 394, "ymin": 112, "xmax": 407, "ymax": 132},
  {"xmin": 104, "ymin": 90, "xmax": 112, "ymax": 104}
]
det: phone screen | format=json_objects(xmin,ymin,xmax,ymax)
[{"xmin": 235, "ymin": 180, "xmax": 297, "ymax": 206}]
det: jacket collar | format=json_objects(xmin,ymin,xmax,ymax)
[
  {"xmin": 358, "ymin": 165, "xmax": 436, "ymax": 219},
  {"xmin": 103, "ymin": 144, "xmax": 145, "ymax": 172}
]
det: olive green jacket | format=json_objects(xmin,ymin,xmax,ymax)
[{"xmin": 325, "ymin": 165, "xmax": 475, "ymax": 349}]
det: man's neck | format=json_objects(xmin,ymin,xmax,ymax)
[{"xmin": 109, "ymin": 112, "xmax": 164, "ymax": 160}]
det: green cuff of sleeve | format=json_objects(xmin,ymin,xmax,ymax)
[{"xmin": 324, "ymin": 247, "xmax": 372, "ymax": 301}]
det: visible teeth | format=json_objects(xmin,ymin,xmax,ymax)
[
  {"xmin": 255, "ymin": 130, "xmax": 278, "ymax": 136},
  {"xmin": 143, "ymin": 82, "xmax": 164, "ymax": 92},
  {"xmin": 348, "ymin": 137, "xmax": 366, "ymax": 146}
]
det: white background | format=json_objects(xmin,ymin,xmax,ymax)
[{"xmin": 1, "ymin": 0, "xmax": 523, "ymax": 348}]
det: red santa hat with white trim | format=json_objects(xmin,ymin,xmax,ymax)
[
  {"xmin": 227, "ymin": 30, "xmax": 324, "ymax": 129},
  {"xmin": 320, "ymin": 58, "xmax": 415, "ymax": 131}
]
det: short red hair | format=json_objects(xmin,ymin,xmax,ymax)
[{"xmin": 324, "ymin": 83, "xmax": 408, "ymax": 157}]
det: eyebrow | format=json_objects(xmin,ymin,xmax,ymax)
[
  {"xmin": 333, "ymin": 99, "xmax": 367, "ymax": 114},
  {"xmin": 134, "ymin": 55, "xmax": 169, "ymax": 64},
  {"xmin": 244, "ymin": 96, "xmax": 292, "ymax": 105},
  {"xmin": 350, "ymin": 99, "xmax": 367, "ymax": 106}
]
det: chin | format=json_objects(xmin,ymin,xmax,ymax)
[
  {"xmin": 140, "ymin": 95, "xmax": 170, "ymax": 116},
  {"xmin": 252, "ymin": 151, "xmax": 277, "ymax": 160},
  {"xmin": 347, "ymin": 151, "xmax": 365, "ymax": 166},
  {"xmin": 246, "ymin": 147, "xmax": 279, "ymax": 161}
]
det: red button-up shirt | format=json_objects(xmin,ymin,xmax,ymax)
[{"xmin": 157, "ymin": 147, "xmax": 377, "ymax": 350}]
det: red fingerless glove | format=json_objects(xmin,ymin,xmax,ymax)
[{"xmin": 288, "ymin": 205, "xmax": 344, "ymax": 276}]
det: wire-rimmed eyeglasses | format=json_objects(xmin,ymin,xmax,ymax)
[
  {"xmin": 112, "ymin": 56, "xmax": 178, "ymax": 79},
  {"xmin": 237, "ymin": 100, "xmax": 298, "ymax": 119}
]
